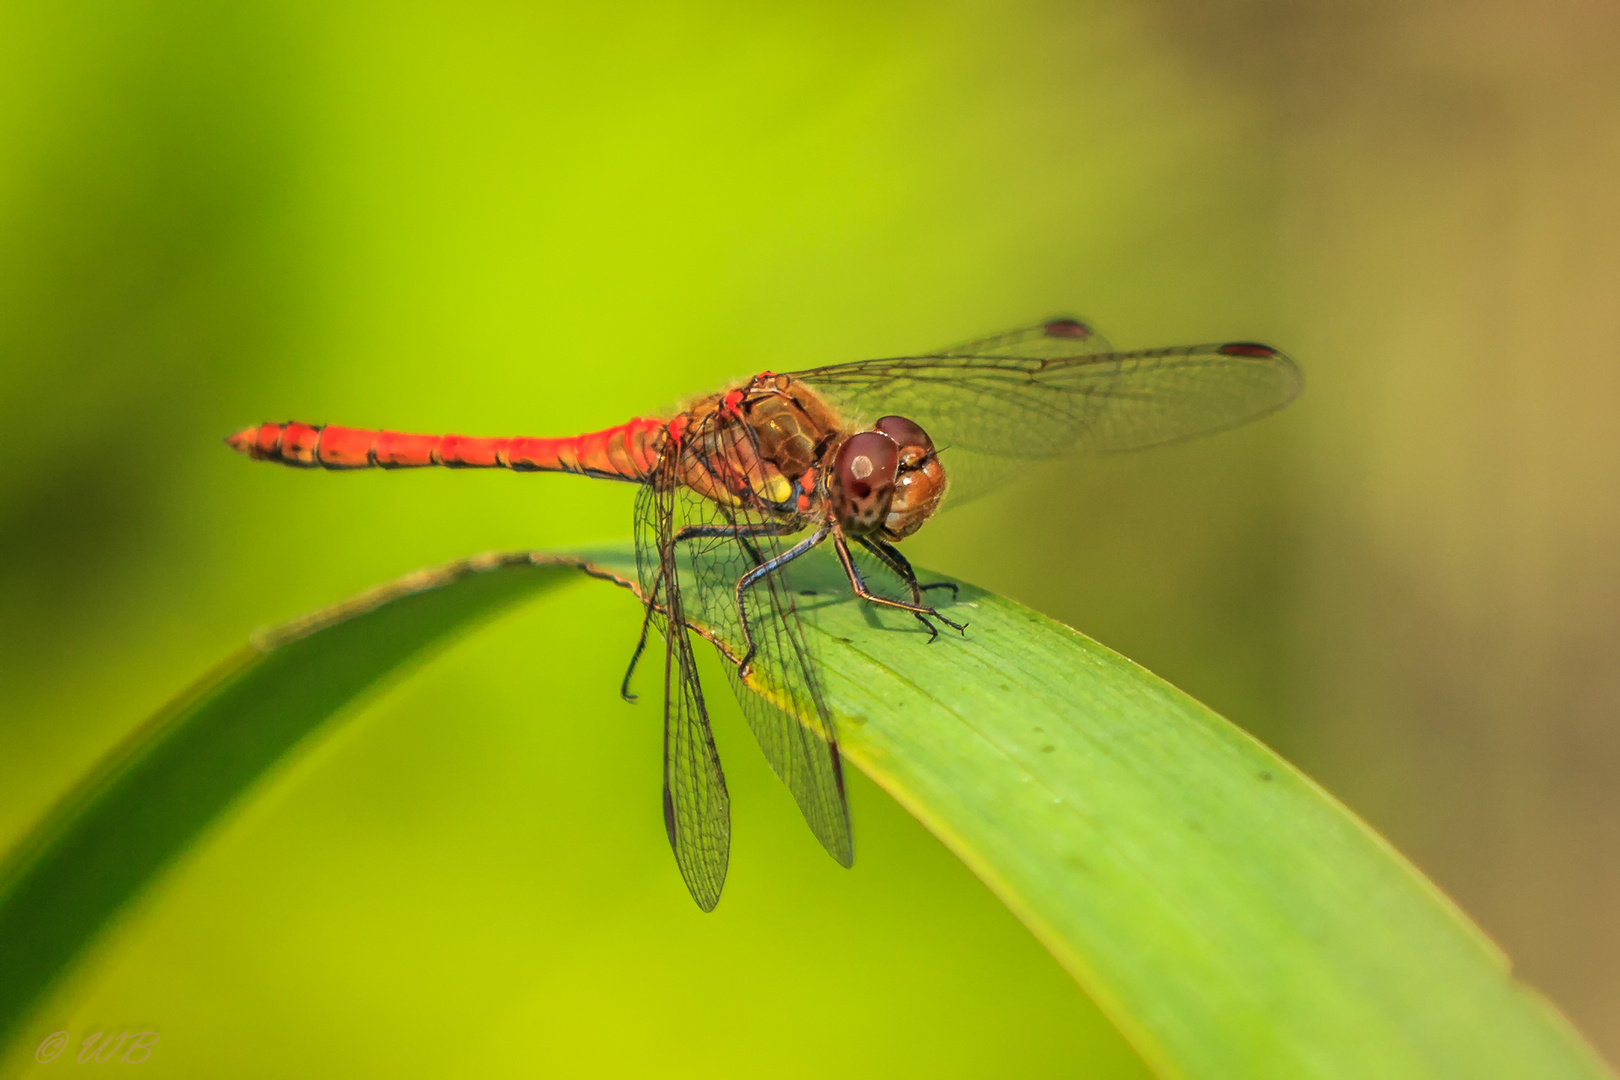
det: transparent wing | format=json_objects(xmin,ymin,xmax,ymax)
[
  {"xmin": 933, "ymin": 315, "xmax": 1114, "ymax": 359},
  {"xmin": 635, "ymin": 470, "xmax": 730, "ymax": 911},
  {"xmin": 670, "ymin": 418, "xmax": 853, "ymax": 867},
  {"xmin": 717, "ymin": 526, "xmax": 853, "ymax": 869},
  {"xmin": 789, "ymin": 318, "xmax": 1301, "ymax": 506}
]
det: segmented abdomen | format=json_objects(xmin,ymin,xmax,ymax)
[{"xmin": 226, "ymin": 418, "xmax": 666, "ymax": 482}]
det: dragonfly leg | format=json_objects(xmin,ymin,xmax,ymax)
[
  {"xmin": 669, "ymin": 520, "xmax": 802, "ymax": 583},
  {"xmin": 855, "ymin": 536, "xmax": 960, "ymax": 603},
  {"xmin": 620, "ymin": 576, "xmax": 662, "ymax": 703},
  {"xmin": 851, "ymin": 536, "xmax": 936, "ymax": 640},
  {"xmin": 622, "ymin": 521, "xmax": 798, "ymax": 702},
  {"xmin": 834, "ymin": 530, "xmax": 967, "ymax": 638},
  {"xmin": 733, "ymin": 521, "xmax": 833, "ymax": 679},
  {"xmin": 670, "ymin": 521, "xmax": 799, "ymax": 545}
]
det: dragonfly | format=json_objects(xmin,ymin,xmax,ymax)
[{"xmin": 228, "ymin": 317, "xmax": 1301, "ymax": 910}]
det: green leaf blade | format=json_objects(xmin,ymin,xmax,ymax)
[
  {"xmin": 587, "ymin": 544, "xmax": 1610, "ymax": 1079},
  {"xmin": 826, "ymin": 601, "xmax": 1582, "ymax": 1078},
  {"xmin": 1, "ymin": 544, "xmax": 1609, "ymax": 1080},
  {"xmin": 0, "ymin": 554, "xmax": 582, "ymax": 1047}
]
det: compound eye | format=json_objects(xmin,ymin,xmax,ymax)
[
  {"xmin": 835, "ymin": 432, "xmax": 899, "ymax": 499},
  {"xmin": 875, "ymin": 415, "xmax": 933, "ymax": 453},
  {"xmin": 831, "ymin": 431, "xmax": 901, "ymax": 535}
]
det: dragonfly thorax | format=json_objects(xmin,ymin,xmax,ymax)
[{"xmin": 673, "ymin": 374, "xmax": 843, "ymax": 525}]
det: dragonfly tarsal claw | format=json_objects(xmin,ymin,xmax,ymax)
[{"xmin": 921, "ymin": 580, "xmax": 960, "ymax": 600}]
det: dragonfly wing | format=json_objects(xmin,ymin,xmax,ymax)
[
  {"xmin": 718, "ymin": 545, "xmax": 853, "ymax": 868},
  {"xmin": 637, "ymin": 463, "xmax": 730, "ymax": 911},
  {"xmin": 791, "ymin": 319, "xmax": 1301, "ymax": 506},
  {"xmin": 662, "ymin": 589, "xmax": 731, "ymax": 911},
  {"xmin": 934, "ymin": 315, "xmax": 1114, "ymax": 358},
  {"xmin": 633, "ymin": 478, "xmax": 664, "ymax": 605},
  {"xmin": 673, "ymin": 419, "xmax": 854, "ymax": 868}
]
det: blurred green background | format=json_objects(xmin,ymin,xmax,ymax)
[{"xmin": 3, "ymin": 0, "xmax": 1618, "ymax": 1075}]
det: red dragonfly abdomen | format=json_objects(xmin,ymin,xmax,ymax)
[{"xmin": 226, "ymin": 418, "xmax": 666, "ymax": 482}]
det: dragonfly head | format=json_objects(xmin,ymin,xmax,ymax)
[{"xmin": 829, "ymin": 416, "xmax": 945, "ymax": 541}]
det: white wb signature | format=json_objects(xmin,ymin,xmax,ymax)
[{"xmin": 34, "ymin": 1030, "xmax": 159, "ymax": 1065}]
